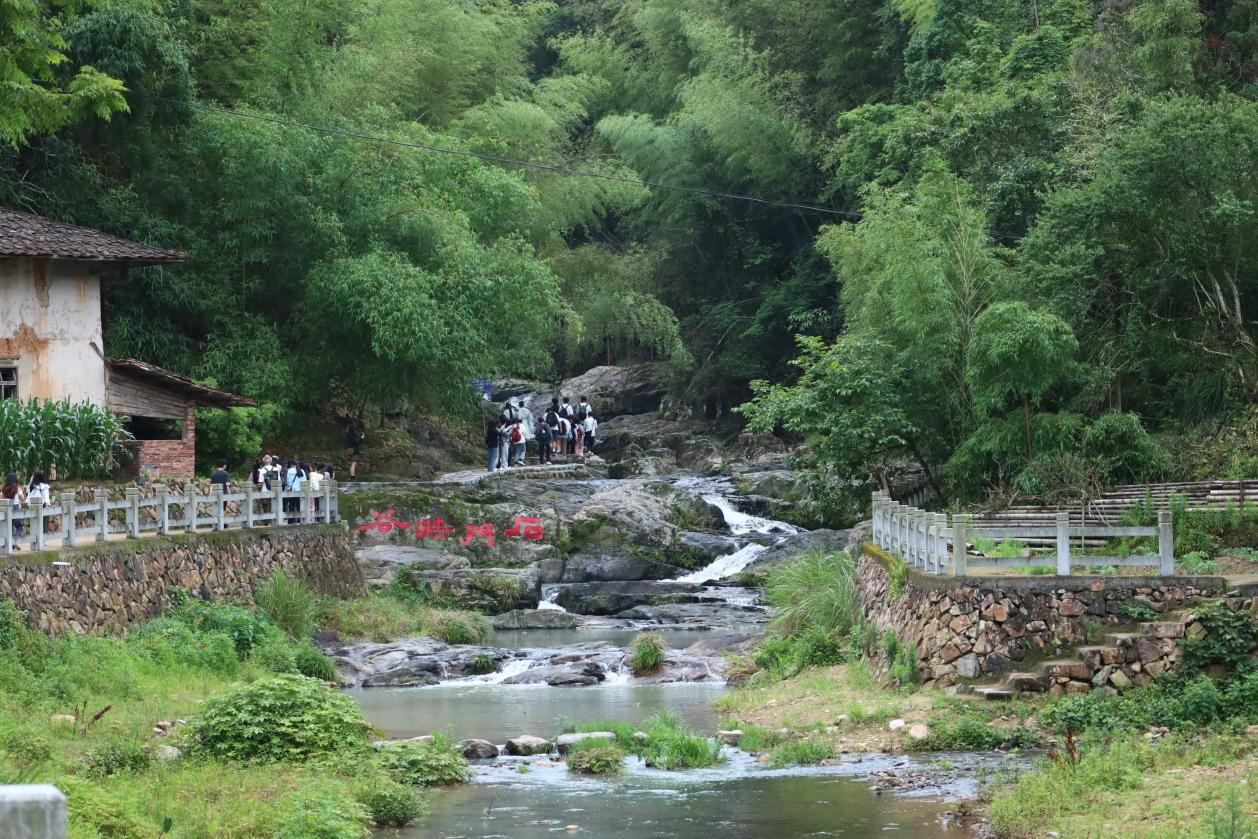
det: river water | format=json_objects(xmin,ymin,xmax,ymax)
[{"xmin": 352, "ymin": 474, "xmax": 977, "ymax": 837}]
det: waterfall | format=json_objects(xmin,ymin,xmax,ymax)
[
  {"xmin": 536, "ymin": 584, "xmax": 567, "ymax": 612},
  {"xmin": 674, "ymin": 543, "xmax": 769, "ymax": 584}
]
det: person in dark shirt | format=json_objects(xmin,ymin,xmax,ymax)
[{"xmin": 210, "ymin": 461, "xmax": 230, "ymax": 488}]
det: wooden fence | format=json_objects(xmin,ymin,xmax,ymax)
[
  {"xmin": 0, "ymin": 482, "xmax": 341, "ymax": 557},
  {"xmin": 871, "ymin": 491, "xmax": 1175, "ymax": 576}
]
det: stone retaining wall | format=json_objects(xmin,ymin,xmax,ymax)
[
  {"xmin": 0, "ymin": 525, "xmax": 363, "ymax": 635},
  {"xmin": 857, "ymin": 544, "xmax": 1225, "ymax": 688}
]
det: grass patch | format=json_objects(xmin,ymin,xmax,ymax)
[
  {"xmin": 565, "ymin": 742, "xmax": 625, "ymax": 776},
  {"xmin": 318, "ymin": 593, "xmax": 490, "ymax": 645},
  {"xmin": 628, "ymin": 633, "xmax": 666, "ymax": 675},
  {"xmin": 909, "ymin": 716, "xmax": 1038, "ymax": 752},
  {"xmin": 255, "ymin": 571, "xmax": 319, "ymax": 640},
  {"xmin": 569, "ymin": 712, "xmax": 721, "ymax": 770},
  {"xmin": 768, "ymin": 737, "xmax": 832, "ymax": 767}
]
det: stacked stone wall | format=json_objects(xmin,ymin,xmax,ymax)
[
  {"xmin": 0, "ymin": 525, "xmax": 363, "ymax": 635},
  {"xmin": 856, "ymin": 545, "xmax": 1225, "ymax": 688}
]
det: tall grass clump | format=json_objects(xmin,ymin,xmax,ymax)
[
  {"xmin": 637, "ymin": 711, "xmax": 722, "ymax": 770},
  {"xmin": 764, "ymin": 547, "xmax": 860, "ymax": 638},
  {"xmin": 565, "ymin": 740, "xmax": 625, "ymax": 776},
  {"xmin": 0, "ymin": 398, "xmax": 133, "ymax": 479},
  {"xmin": 628, "ymin": 633, "xmax": 666, "ymax": 674},
  {"xmin": 420, "ymin": 609, "xmax": 492, "ymax": 645},
  {"xmin": 255, "ymin": 571, "xmax": 318, "ymax": 640}
]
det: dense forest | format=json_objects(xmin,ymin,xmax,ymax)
[{"xmin": 5, "ymin": 0, "xmax": 1258, "ymax": 504}]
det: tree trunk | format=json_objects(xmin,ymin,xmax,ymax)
[{"xmin": 1023, "ymin": 395, "xmax": 1033, "ymax": 460}]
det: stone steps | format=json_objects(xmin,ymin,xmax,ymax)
[{"xmin": 994, "ymin": 613, "xmax": 1192, "ymax": 697}]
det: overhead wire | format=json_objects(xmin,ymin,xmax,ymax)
[{"xmin": 156, "ymin": 97, "xmax": 1023, "ymax": 241}]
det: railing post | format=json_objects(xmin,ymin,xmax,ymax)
[
  {"xmin": 301, "ymin": 481, "xmax": 314, "ymax": 524},
  {"xmin": 322, "ymin": 480, "xmax": 333, "ymax": 524},
  {"xmin": 61, "ymin": 494, "xmax": 76, "ymax": 548},
  {"xmin": 32, "ymin": 496, "xmax": 45, "ymax": 552},
  {"xmin": 156, "ymin": 485, "xmax": 171, "ymax": 535},
  {"xmin": 1159, "ymin": 510, "xmax": 1174, "ymax": 576},
  {"xmin": 212, "ymin": 484, "xmax": 226, "ymax": 531},
  {"xmin": 890, "ymin": 503, "xmax": 903, "ymax": 556},
  {"xmin": 329, "ymin": 480, "xmax": 339, "ymax": 523},
  {"xmin": 0, "ymin": 504, "xmax": 12, "ymax": 556},
  {"xmin": 126, "ymin": 488, "xmax": 141, "ymax": 538},
  {"xmin": 873, "ymin": 492, "xmax": 885, "ymax": 546},
  {"xmin": 933, "ymin": 513, "xmax": 948, "ymax": 574},
  {"xmin": 244, "ymin": 483, "xmax": 256, "ymax": 528},
  {"xmin": 911, "ymin": 510, "xmax": 924, "ymax": 568},
  {"xmin": 952, "ymin": 513, "xmax": 969, "ymax": 577},
  {"xmin": 272, "ymin": 482, "xmax": 284, "ymax": 526},
  {"xmin": 95, "ymin": 490, "xmax": 108, "ymax": 542},
  {"xmin": 1056, "ymin": 510, "xmax": 1071, "ymax": 576},
  {"xmin": 185, "ymin": 483, "xmax": 198, "ymax": 533}
]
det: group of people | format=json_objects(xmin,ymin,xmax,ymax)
[
  {"xmin": 1, "ymin": 471, "xmax": 53, "ymax": 549},
  {"xmin": 485, "ymin": 394, "xmax": 599, "ymax": 471},
  {"xmin": 244, "ymin": 455, "xmax": 336, "ymax": 522}
]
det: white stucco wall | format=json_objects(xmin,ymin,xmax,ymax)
[{"xmin": 0, "ymin": 257, "xmax": 107, "ymax": 406}]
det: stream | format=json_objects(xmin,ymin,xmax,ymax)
[{"xmin": 349, "ymin": 471, "xmax": 984, "ymax": 837}]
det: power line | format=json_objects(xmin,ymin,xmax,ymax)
[
  {"xmin": 158, "ymin": 97, "xmax": 863, "ymax": 220},
  {"xmin": 156, "ymin": 98, "xmax": 1024, "ymax": 242}
]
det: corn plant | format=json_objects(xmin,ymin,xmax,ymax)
[{"xmin": 0, "ymin": 398, "xmax": 133, "ymax": 479}]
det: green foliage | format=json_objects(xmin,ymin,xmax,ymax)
[
  {"xmin": 130, "ymin": 617, "xmax": 240, "ymax": 675},
  {"xmin": 270, "ymin": 783, "xmax": 370, "ymax": 839},
  {"xmin": 376, "ymin": 734, "xmax": 470, "ymax": 786},
  {"xmin": 187, "ymin": 674, "xmax": 372, "ymax": 762},
  {"xmin": 0, "ymin": 0, "xmax": 128, "ymax": 145},
  {"xmin": 355, "ymin": 782, "xmax": 426, "ymax": 828},
  {"xmin": 0, "ymin": 398, "xmax": 132, "ymax": 479},
  {"xmin": 764, "ymin": 548, "xmax": 861, "ymax": 640},
  {"xmin": 1115, "ymin": 601, "xmax": 1159, "ymax": 623},
  {"xmin": 911, "ymin": 716, "xmax": 1038, "ymax": 751},
  {"xmin": 81, "ymin": 735, "xmax": 153, "ymax": 778},
  {"xmin": 1182, "ymin": 601, "xmax": 1258, "ymax": 673},
  {"xmin": 255, "ymin": 571, "xmax": 318, "ymax": 640},
  {"xmin": 635, "ymin": 712, "xmax": 723, "ymax": 770},
  {"xmin": 420, "ymin": 609, "xmax": 492, "ymax": 646},
  {"xmin": 169, "ymin": 590, "xmax": 278, "ymax": 657},
  {"xmin": 1208, "ymin": 787, "xmax": 1256, "ymax": 839},
  {"xmin": 195, "ymin": 406, "xmax": 280, "ymax": 474},
  {"xmin": 628, "ymin": 632, "xmax": 666, "ymax": 675},
  {"xmin": 566, "ymin": 743, "xmax": 626, "ymax": 776},
  {"xmin": 768, "ymin": 737, "xmax": 832, "ymax": 766}
]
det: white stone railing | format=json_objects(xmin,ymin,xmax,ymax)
[
  {"xmin": 0, "ymin": 482, "xmax": 341, "ymax": 556},
  {"xmin": 871, "ymin": 491, "xmax": 1175, "ymax": 576}
]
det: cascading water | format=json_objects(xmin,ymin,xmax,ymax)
[
  {"xmin": 536, "ymin": 584, "xmax": 567, "ymax": 612},
  {"xmin": 668, "ymin": 476, "xmax": 800, "ymax": 584}
]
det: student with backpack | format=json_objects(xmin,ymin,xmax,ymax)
[
  {"xmin": 556, "ymin": 415, "xmax": 570, "ymax": 457},
  {"xmin": 536, "ymin": 420, "xmax": 552, "ymax": 464},
  {"xmin": 497, "ymin": 419, "xmax": 512, "ymax": 470},
  {"xmin": 509, "ymin": 419, "xmax": 526, "ymax": 466},
  {"xmin": 582, "ymin": 413, "xmax": 598, "ymax": 457},
  {"xmin": 576, "ymin": 396, "xmax": 591, "ymax": 422}
]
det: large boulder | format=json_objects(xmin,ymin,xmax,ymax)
[
  {"xmin": 355, "ymin": 545, "xmax": 470, "ymax": 587},
  {"xmin": 493, "ymin": 609, "xmax": 580, "ymax": 630},
  {"xmin": 529, "ymin": 365, "xmax": 668, "ymax": 419},
  {"xmin": 566, "ymin": 481, "xmax": 725, "ymax": 552},
  {"xmin": 406, "ymin": 567, "xmax": 540, "ymax": 613},
  {"xmin": 559, "ymin": 553, "xmax": 687, "ymax": 583},
  {"xmin": 323, "ymin": 639, "xmax": 517, "ymax": 687},
  {"xmin": 551, "ymin": 581, "xmax": 702, "ymax": 616},
  {"xmin": 745, "ymin": 529, "xmax": 854, "ymax": 571}
]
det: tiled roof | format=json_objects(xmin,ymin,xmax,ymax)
[
  {"xmin": 0, "ymin": 207, "xmax": 184, "ymax": 264},
  {"xmin": 107, "ymin": 359, "xmax": 255, "ymax": 409}
]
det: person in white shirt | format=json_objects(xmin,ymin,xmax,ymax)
[{"xmin": 581, "ymin": 414, "xmax": 598, "ymax": 456}]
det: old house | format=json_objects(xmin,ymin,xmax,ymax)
[{"xmin": 0, "ymin": 208, "xmax": 252, "ymax": 478}]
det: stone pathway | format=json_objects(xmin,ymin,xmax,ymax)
[{"xmin": 434, "ymin": 459, "xmax": 600, "ymax": 485}]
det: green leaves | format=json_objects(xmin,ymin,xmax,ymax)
[
  {"xmin": 967, "ymin": 301, "xmax": 1077, "ymax": 415},
  {"xmin": 0, "ymin": 398, "xmax": 132, "ymax": 480}
]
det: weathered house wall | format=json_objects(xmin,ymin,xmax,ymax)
[{"xmin": 0, "ymin": 257, "xmax": 106, "ymax": 405}]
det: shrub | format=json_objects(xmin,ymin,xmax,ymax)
[
  {"xmin": 1115, "ymin": 601, "xmax": 1159, "ymax": 622},
  {"xmin": 764, "ymin": 548, "xmax": 860, "ymax": 639},
  {"xmin": 421, "ymin": 609, "xmax": 492, "ymax": 645},
  {"xmin": 187, "ymin": 674, "xmax": 372, "ymax": 762},
  {"xmin": 377, "ymin": 734, "xmax": 470, "ymax": 786},
  {"xmin": 170, "ymin": 592, "xmax": 277, "ymax": 657},
  {"xmin": 60, "ymin": 777, "xmax": 155, "ymax": 839},
  {"xmin": 250, "ymin": 634, "xmax": 298, "ymax": 673},
  {"xmin": 82, "ymin": 735, "xmax": 153, "ymax": 778},
  {"xmin": 255, "ymin": 571, "xmax": 318, "ymax": 640},
  {"xmin": 271, "ymin": 783, "xmax": 370, "ymax": 839},
  {"xmin": 754, "ymin": 627, "xmax": 845, "ymax": 678},
  {"xmin": 1183, "ymin": 601, "xmax": 1258, "ymax": 673},
  {"xmin": 629, "ymin": 633, "xmax": 666, "ymax": 675},
  {"xmin": 470, "ymin": 653, "xmax": 496, "ymax": 675},
  {"xmin": 129, "ymin": 617, "xmax": 239, "ymax": 675},
  {"xmin": 911, "ymin": 717, "xmax": 1038, "ymax": 751},
  {"xmin": 566, "ymin": 744, "xmax": 625, "ymax": 775},
  {"xmin": 356, "ymin": 782, "xmax": 426, "ymax": 827},
  {"xmin": 293, "ymin": 641, "xmax": 338, "ymax": 681}
]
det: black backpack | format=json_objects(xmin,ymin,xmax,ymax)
[
  {"xmin": 576, "ymin": 404, "xmax": 589, "ymax": 421},
  {"xmin": 500, "ymin": 405, "xmax": 517, "ymax": 423},
  {"xmin": 545, "ymin": 410, "xmax": 559, "ymax": 426}
]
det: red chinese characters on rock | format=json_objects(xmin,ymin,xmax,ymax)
[{"xmin": 357, "ymin": 512, "xmax": 545, "ymax": 548}]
